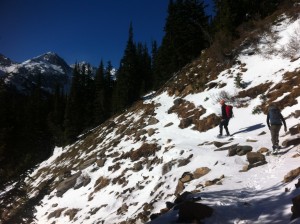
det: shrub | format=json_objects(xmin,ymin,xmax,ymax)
[
  {"xmin": 281, "ymin": 21, "xmax": 300, "ymax": 59},
  {"xmin": 234, "ymin": 73, "xmax": 247, "ymax": 89},
  {"xmin": 252, "ymin": 106, "xmax": 262, "ymax": 114}
]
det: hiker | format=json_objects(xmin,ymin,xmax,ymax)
[
  {"xmin": 218, "ymin": 99, "xmax": 231, "ymax": 137},
  {"xmin": 266, "ymin": 103, "xmax": 287, "ymax": 150}
]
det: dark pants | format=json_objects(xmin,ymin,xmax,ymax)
[
  {"xmin": 270, "ymin": 124, "xmax": 281, "ymax": 148},
  {"xmin": 219, "ymin": 119, "xmax": 230, "ymax": 135}
]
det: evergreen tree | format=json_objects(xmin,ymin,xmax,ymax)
[
  {"xmin": 137, "ymin": 42, "xmax": 153, "ymax": 94},
  {"xmin": 112, "ymin": 23, "xmax": 139, "ymax": 113},
  {"xmin": 212, "ymin": 0, "xmax": 283, "ymax": 36},
  {"xmin": 94, "ymin": 60, "xmax": 106, "ymax": 124},
  {"xmin": 82, "ymin": 64, "xmax": 95, "ymax": 128},
  {"xmin": 103, "ymin": 61, "xmax": 114, "ymax": 117},
  {"xmin": 64, "ymin": 64, "xmax": 85, "ymax": 143},
  {"xmin": 48, "ymin": 84, "xmax": 66, "ymax": 146},
  {"xmin": 153, "ymin": 0, "xmax": 210, "ymax": 89}
]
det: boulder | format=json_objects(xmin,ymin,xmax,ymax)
[
  {"xmin": 284, "ymin": 167, "xmax": 300, "ymax": 183},
  {"xmin": 247, "ymin": 152, "xmax": 266, "ymax": 165},
  {"xmin": 236, "ymin": 145, "xmax": 252, "ymax": 156},
  {"xmin": 177, "ymin": 201, "xmax": 213, "ymax": 223},
  {"xmin": 282, "ymin": 137, "xmax": 300, "ymax": 147},
  {"xmin": 289, "ymin": 124, "xmax": 300, "ymax": 135},
  {"xmin": 291, "ymin": 194, "xmax": 300, "ymax": 220},
  {"xmin": 193, "ymin": 167, "xmax": 211, "ymax": 179},
  {"xmin": 56, "ymin": 171, "xmax": 82, "ymax": 197},
  {"xmin": 79, "ymin": 158, "xmax": 97, "ymax": 170}
]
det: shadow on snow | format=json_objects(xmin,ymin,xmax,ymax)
[{"xmin": 231, "ymin": 123, "xmax": 266, "ymax": 136}]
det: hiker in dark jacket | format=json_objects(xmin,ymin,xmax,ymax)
[
  {"xmin": 218, "ymin": 99, "xmax": 230, "ymax": 137},
  {"xmin": 266, "ymin": 104, "xmax": 287, "ymax": 150}
]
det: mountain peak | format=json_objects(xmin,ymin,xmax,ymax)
[
  {"xmin": 31, "ymin": 52, "xmax": 66, "ymax": 65},
  {"xmin": 0, "ymin": 53, "xmax": 13, "ymax": 66}
]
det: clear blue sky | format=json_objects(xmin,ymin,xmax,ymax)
[{"xmin": 0, "ymin": 0, "xmax": 214, "ymax": 68}]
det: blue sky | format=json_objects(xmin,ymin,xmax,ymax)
[{"xmin": 0, "ymin": 0, "xmax": 214, "ymax": 68}]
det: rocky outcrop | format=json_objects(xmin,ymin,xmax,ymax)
[{"xmin": 56, "ymin": 171, "xmax": 82, "ymax": 197}]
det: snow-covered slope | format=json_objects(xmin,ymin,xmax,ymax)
[{"xmin": 1, "ymin": 13, "xmax": 300, "ymax": 224}]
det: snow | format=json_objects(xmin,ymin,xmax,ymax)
[{"xmin": 2, "ymin": 15, "xmax": 300, "ymax": 224}]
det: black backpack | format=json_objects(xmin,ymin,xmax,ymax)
[{"xmin": 268, "ymin": 106, "xmax": 282, "ymax": 125}]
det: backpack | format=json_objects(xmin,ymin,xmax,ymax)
[
  {"xmin": 225, "ymin": 105, "xmax": 233, "ymax": 118},
  {"xmin": 268, "ymin": 107, "xmax": 282, "ymax": 125}
]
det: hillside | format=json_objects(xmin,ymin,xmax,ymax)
[{"xmin": 1, "ymin": 7, "xmax": 300, "ymax": 224}]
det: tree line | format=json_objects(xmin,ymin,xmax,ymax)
[{"xmin": 0, "ymin": 0, "xmax": 284, "ymax": 185}]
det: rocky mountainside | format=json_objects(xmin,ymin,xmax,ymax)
[
  {"xmin": 1, "ymin": 7, "xmax": 300, "ymax": 224},
  {"xmin": 0, "ymin": 52, "xmax": 73, "ymax": 94}
]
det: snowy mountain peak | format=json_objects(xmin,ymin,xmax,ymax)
[
  {"xmin": 28, "ymin": 52, "xmax": 71, "ymax": 71},
  {"xmin": 0, "ymin": 52, "xmax": 73, "ymax": 94},
  {"xmin": 0, "ymin": 53, "xmax": 13, "ymax": 66}
]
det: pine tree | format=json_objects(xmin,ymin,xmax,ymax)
[
  {"xmin": 153, "ymin": 0, "xmax": 210, "ymax": 89},
  {"xmin": 82, "ymin": 64, "xmax": 95, "ymax": 128},
  {"xmin": 103, "ymin": 61, "xmax": 114, "ymax": 117},
  {"xmin": 112, "ymin": 23, "xmax": 139, "ymax": 113},
  {"xmin": 94, "ymin": 60, "xmax": 106, "ymax": 124},
  {"xmin": 137, "ymin": 42, "xmax": 153, "ymax": 94},
  {"xmin": 64, "ymin": 64, "xmax": 85, "ymax": 143},
  {"xmin": 48, "ymin": 84, "xmax": 66, "ymax": 146}
]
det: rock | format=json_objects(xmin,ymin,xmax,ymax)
[
  {"xmin": 236, "ymin": 145, "xmax": 252, "ymax": 156},
  {"xmin": 257, "ymin": 147, "xmax": 269, "ymax": 153},
  {"xmin": 180, "ymin": 172, "xmax": 194, "ymax": 183},
  {"xmin": 79, "ymin": 158, "xmax": 97, "ymax": 170},
  {"xmin": 214, "ymin": 143, "xmax": 238, "ymax": 152},
  {"xmin": 147, "ymin": 128, "xmax": 155, "ymax": 136},
  {"xmin": 241, "ymin": 161, "xmax": 267, "ymax": 172},
  {"xmin": 284, "ymin": 167, "xmax": 300, "ymax": 183},
  {"xmin": 282, "ymin": 137, "xmax": 300, "ymax": 147},
  {"xmin": 213, "ymin": 141, "xmax": 230, "ymax": 148},
  {"xmin": 289, "ymin": 124, "xmax": 300, "ymax": 135},
  {"xmin": 175, "ymin": 181, "xmax": 185, "ymax": 196},
  {"xmin": 291, "ymin": 194, "xmax": 300, "ymax": 220},
  {"xmin": 292, "ymin": 110, "xmax": 300, "ymax": 118},
  {"xmin": 74, "ymin": 174, "xmax": 91, "ymax": 190},
  {"xmin": 133, "ymin": 162, "xmax": 143, "ymax": 172},
  {"xmin": 295, "ymin": 179, "xmax": 300, "ymax": 188},
  {"xmin": 174, "ymin": 191, "xmax": 193, "ymax": 204},
  {"xmin": 148, "ymin": 117, "xmax": 159, "ymax": 125},
  {"xmin": 247, "ymin": 152, "xmax": 265, "ymax": 165},
  {"xmin": 179, "ymin": 117, "xmax": 193, "ymax": 129},
  {"xmin": 193, "ymin": 167, "xmax": 211, "ymax": 179},
  {"xmin": 258, "ymin": 131, "xmax": 267, "ymax": 136},
  {"xmin": 177, "ymin": 201, "xmax": 213, "ymax": 223},
  {"xmin": 164, "ymin": 122, "xmax": 173, "ymax": 127},
  {"xmin": 56, "ymin": 171, "xmax": 82, "ymax": 197},
  {"xmin": 96, "ymin": 158, "xmax": 106, "ymax": 167}
]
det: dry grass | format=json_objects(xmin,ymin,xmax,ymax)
[
  {"xmin": 261, "ymin": 70, "xmax": 300, "ymax": 112},
  {"xmin": 129, "ymin": 143, "xmax": 160, "ymax": 161}
]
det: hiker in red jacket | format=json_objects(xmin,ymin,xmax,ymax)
[{"xmin": 218, "ymin": 99, "xmax": 231, "ymax": 137}]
